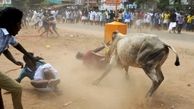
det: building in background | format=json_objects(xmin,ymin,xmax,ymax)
[
  {"xmin": 48, "ymin": 0, "xmax": 62, "ymax": 4},
  {"xmin": 0, "ymin": 0, "xmax": 11, "ymax": 8},
  {"xmin": 4, "ymin": 0, "xmax": 11, "ymax": 4},
  {"xmin": 0, "ymin": 0, "xmax": 11, "ymax": 4},
  {"xmin": 74, "ymin": 0, "xmax": 84, "ymax": 5},
  {"xmin": 0, "ymin": 0, "xmax": 4, "ymax": 4},
  {"xmin": 0, "ymin": 0, "xmax": 193, "ymax": 11},
  {"xmin": 99, "ymin": 0, "xmax": 122, "ymax": 10},
  {"xmin": 169, "ymin": 0, "xmax": 189, "ymax": 5},
  {"xmin": 84, "ymin": 0, "xmax": 98, "ymax": 9},
  {"xmin": 99, "ymin": 0, "xmax": 138, "ymax": 10}
]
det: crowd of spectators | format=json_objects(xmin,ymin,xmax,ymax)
[{"xmin": 22, "ymin": 7, "xmax": 194, "ymax": 34}]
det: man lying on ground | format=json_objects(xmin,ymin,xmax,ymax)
[
  {"xmin": 75, "ymin": 45, "xmax": 109, "ymax": 69},
  {"xmin": 16, "ymin": 52, "xmax": 60, "ymax": 91}
]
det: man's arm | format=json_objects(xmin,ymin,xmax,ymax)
[
  {"xmin": 92, "ymin": 46, "xmax": 105, "ymax": 53},
  {"xmin": 13, "ymin": 43, "xmax": 38, "ymax": 62},
  {"xmin": 2, "ymin": 49, "xmax": 23, "ymax": 67},
  {"xmin": 13, "ymin": 43, "xmax": 29, "ymax": 56}
]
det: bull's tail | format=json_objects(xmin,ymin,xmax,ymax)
[{"xmin": 165, "ymin": 44, "xmax": 180, "ymax": 66}]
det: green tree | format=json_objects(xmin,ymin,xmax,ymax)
[
  {"xmin": 158, "ymin": 0, "xmax": 183, "ymax": 11},
  {"xmin": 134, "ymin": 0, "xmax": 159, "ymax": 10},
  {"xmin": 135, "ymin": 0, "xmax": 145, "ymax": 5},
  {"xmin": 12, "ymin": 0, "xmax": 47, "ymax": 10},
  {"xmin": 12, "ymin": 0, "xmax": 28, "ymax": 10},
  {"xmin": 28, "ymin": 0, "xmax": 49, "ymax": 9},
  {"xmin": 157, "ymin": 0, "xmax": 169, "ymax": 10},
  {"xmin": 28, "ymin": 0, "xmax": 45, "ymax": 4}
]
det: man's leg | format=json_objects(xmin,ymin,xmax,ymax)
[
  {"xmin": 16, "ymin": 68, "xmax": 34, "ymax": 83},
  {"xmin": 31, "ymin": 79, "xmax": 60, "ymax": 89},
  {"xmin": 16, "ymin": 69, "xmax": 27, "ymax": 83},
  {"xmin": 31, "ymin": 80, "xmax": 48, "ymax": 88},
  {"xmin": 0, "ymin": 72, "xmax": 23, "ymax": 109}
]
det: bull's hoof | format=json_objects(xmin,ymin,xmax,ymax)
[
  {"xmin": 145, "ymin": 92, "xmax": 153, "ymax": 98},
  {"xmin": 92, "ymin": 80, "xmax": 100, "ymax": 86},
  {"xmin": 125, "ymin": 75, "xmax": 129, "ymax": 80}
]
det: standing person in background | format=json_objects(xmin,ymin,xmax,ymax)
[
  {"xmin": 117, "ymin": 9, "xmax": 123, "ymax": 22},
  {"xmin": 39, "ymin": 13, "xmax": 53, "ymax": 37},
  {"xmin": 176, "ymin": 12, "xmax": 184, "ymax": 34},
  {"xmin": 104, "ymin": 9, "xmax": 109, "ymax": 23},
  {"xmin": 123, "ymin": 10, "xmax": 131, "ymax": 28},
  {"xmin": 168, "ymin": 10, "xmax": 177, "ymax": 33},
  {"xmin": 109, "ymin": 10, "xmax": 115, "ymax": 22},
  {"xmin": 191, "ymin": 14, "xmax": 194, "ymax": 31},
  {"xmin": 162, "ymin": 10, "xmax": 170, "ymax": 30},
  {"xmin": 0, "ymin": 7, "xmax": 38, "ymax": 109},
  {"xmin": 186, "ymin": 14, "xmax": 192, "ymax": 31},
  {"xmin": 48, "ymin": 9, "xmax": 60, "ymax": 37}
]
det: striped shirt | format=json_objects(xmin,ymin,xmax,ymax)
[{"xmin": 0, "ymin": 28, "xmax": 18, "ymax": 54}]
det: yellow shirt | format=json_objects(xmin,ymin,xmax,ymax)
[
  {"xmin": 164, "ymin": 13, "xmax": 170, "ymax": 20},
  {"xmin": 187, "ymin": 15, "xmax": 192, "ymax": 23}
]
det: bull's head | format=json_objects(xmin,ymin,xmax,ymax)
[
  {"xmin": 103, "ymin": 31, "xmax": 125, "ymax": 63},
  {"xmin": 103, "ymin": 31, "xmax": 123, "ymax": 63},
  {"xmin": 101, "ymin": 42, "xmax": 111, "ymax": 63}
]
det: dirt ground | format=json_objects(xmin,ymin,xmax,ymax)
[{"xmin": 1, "ymin": 24, "xmax": 194, "ymax": 109}]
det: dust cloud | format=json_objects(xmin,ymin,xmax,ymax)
[
  {"xmin": 53, "ymin": 51, "xmax": 157, "ymax": 109},
  {"xmin": 4, "ymin": 28, "xmax": 193, "ymax": 109}
]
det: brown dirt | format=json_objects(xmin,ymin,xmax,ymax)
[{"xmin": 1, "ymin": 25, "xmax": 194, "ymax": 109}]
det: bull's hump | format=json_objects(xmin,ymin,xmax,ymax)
[{"xmin": 119, "ymin": 35, "xmax": 145, "ymax": 46}]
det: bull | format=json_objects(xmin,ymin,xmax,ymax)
[{"xmin": 94, "ymin": 32, "xmax": 180, "ymax": 97}]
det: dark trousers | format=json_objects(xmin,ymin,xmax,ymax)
[{"xmin": 177, "ymin": 24, "xmax": 183, "ymax": 33}]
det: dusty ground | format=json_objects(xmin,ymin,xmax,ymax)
[{"xmin": 1, "ymin": 23, "xmax": 194, "ymax": 109}]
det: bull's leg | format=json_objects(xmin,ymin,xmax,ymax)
[
  {"xmin": 141, "ymin": 48, "xmax": 167, "ymax": 97},
  {"xmin": 124, "ymin": 67, "xmax": 129, "ymax": 80},
  {"xmin": 155, "ymin": 67, "xmax": 164, "ymax": 86},
  {"xmin": 93, "ymin": 55, "xmax": 117, "ymax": 85},
  {"xmin": 136, "ymin": 50, "xmax": 153, "ymax": 66},
  {"xmin": 143, "ymin": 66, "xmax": 163, "ymax": 97},
  {"xmin": 93, "ymin": 64, "xmax": 112, "ymax": 85}
]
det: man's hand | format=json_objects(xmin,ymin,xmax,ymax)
[
  {"xmin": 26, "ymin": 53, "xmax": 40, "ymax": 63},
  {"xmin": 14, "ymin": 61, "xmax": 23, "ymax": 68}
]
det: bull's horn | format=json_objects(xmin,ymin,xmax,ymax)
[{"xmin": 102, "ymin": 42, "xmax": 109, "ymax": 48}]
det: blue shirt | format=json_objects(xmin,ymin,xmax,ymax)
[
  {"xmin": 124, "ymin": 12, "xmax": 131, "ymax": 20},
  {"xmin": 0, "ymin": 28, "xmax": 18, "ymax": 54},
  {"xmin": 24, "ymin": 60, "xmax": 45, "ymax": 74},
  {"xmin": 16, "ymin": 60, "xmax": 46, "ymax": 81}
]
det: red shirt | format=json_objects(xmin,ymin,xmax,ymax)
[{"xmin": 82, "ymin": 50, "xmax": 105, "ymax": 68}]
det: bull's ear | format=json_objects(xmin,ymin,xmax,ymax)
[
  {"xmin": 112, "ymin": 33, "xmax": 118, "ymax": 41},
  {"xmin": 106, "ymin": 41, "xmax": 111, "ymax": 45},
  {"xmin": 112, "ymin": 31, "xmax": 118, "ymax": 34}
]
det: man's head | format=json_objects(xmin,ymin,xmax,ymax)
[
  {"xmin": 0, "ymin": 7, "xmax": 23, "ymax": 35},
  {"xmin": 76, "ymin": 52, "xmax": 84, "ymax": 60},
  {"xmin": 24, "ymin": 52, "xmax": 44, "ymax": 61},
  {"xmin": 23, "ymin": 52, "xmax": 36, "ymax": 71},
  {"xmin": 23, "ymin": 52, "xmax": 43, "ymax": 70}
]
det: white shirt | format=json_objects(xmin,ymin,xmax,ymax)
[{"xmin": 34, "ymin": 63, "xmax": 58, "ymax": 80}]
